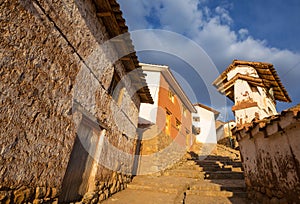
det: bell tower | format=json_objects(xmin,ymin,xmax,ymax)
[{"xmin": 213, "ymin": 60, "xmax": 291, "ymax": 127}]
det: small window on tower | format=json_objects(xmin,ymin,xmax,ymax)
[{"xmin": 251, "ymin": 86, "xmax": 259, "ymax": 93}]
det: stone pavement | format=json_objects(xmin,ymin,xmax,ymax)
[{"xmin": 102, "ymin": 144, "xmax": 253, "ymax": 204}]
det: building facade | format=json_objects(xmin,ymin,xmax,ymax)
[
  {"xmin": 233, "ymin": 105, "xmax": 300, "ymax": 203},
  {"xmin": 192, "ymin": 103, "xmax": 219, "ymax": 144},
  {"xmin": 0, "ymin": 0, "xmax": 152, "ymax": 203},
  {"xmin": 214, "ymin": 60, "xmax": 298, "ymax": 203},
  {"xmin": 213, "ymin": 60, "xmax": 291, "ymax": 127},
  {"xmin": 137, "ymin": 63, "xmax": 196, "ymax": 174},
  {"xmin": 138, "ymin": 63, "xmax": 196, "ymax": 145}
]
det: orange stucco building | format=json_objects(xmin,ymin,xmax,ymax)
[{"xmin": 139, "ymin": 63, "xmax": 196, "ymax": 147}]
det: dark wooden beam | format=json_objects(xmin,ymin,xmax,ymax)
[{"xmin": 96, "ymin": 12, "xmax": 112, "ymax": 17}]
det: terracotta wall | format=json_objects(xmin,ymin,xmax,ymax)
[{"xmin": 156, "ymin": 74, "xmax": 192, "ymax": 147}]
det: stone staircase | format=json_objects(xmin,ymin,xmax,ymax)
[{"xmin": 102, "ymin": 144, "xmax": 252, "ymax": 204}]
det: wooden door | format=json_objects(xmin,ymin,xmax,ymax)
[{"xmin": 59, "ymin": 123, "xmax": 97, "ymax": 202}]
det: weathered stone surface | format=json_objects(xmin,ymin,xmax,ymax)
[
  {"xmin": 102, "ymin": 144, "xmax": 251, "ymax": 204},
  {"xmin": 50, "ymin": 188, "xmax": 58, "ymax": 199},
  {"xmin": 279, "ymin": 197, "xmax": 288, "ymax": 204},
  {"xmin": 1, "ymin": 0, "xmax": 144, "ymax": 202},
  {"xmin": 238, "ymin": 120, "xmax": 300, "ymax": 203},
  {"xmin": 82, "ymin": 191, "xmax": 96, "ymax": 203},
  {"xmin": 33, "ymin": 199, "xmax": 42, "ymax": 204},
  {"xmin": 1, "ymin": 0, "xmax": 78, "ymax": 189},
  {"xmin": 35, "ymin": 187, "xmax": 47, "ymax": 199},
  {"xmin": 98, "ymin": 193, "xmax": 106, "ymax": 202},
  {"xmin": 270, "ymin": 197, "xmax": 280, "ymax": 204},
  {"xmin": 266, "ymin": 188, "xmax": 273, "ymax": 198},
  {"xmin": 14, "ymin": 186, "xmax": 33, "ymax": 204},
  {"xmin": 276, "ymin": 190, "xmax": 284, "ymax": 199}
]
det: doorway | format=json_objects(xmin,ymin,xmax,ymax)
[{"xmin": 59, "ymin": 119, "xmax": 102, "ymax": 202}]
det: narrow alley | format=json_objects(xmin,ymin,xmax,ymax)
[{"xmin": 103, "ymin": 144, "xmax": 251, "ymax": 204}]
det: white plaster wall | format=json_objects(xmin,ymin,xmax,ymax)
[
  {"xmin": 192, "ymin": 106, "xmax": 217, "ymax": 143},
  {"xmin": 228, "ymin": 66, "xmax": 277, "ymax": 124},
  {"xmin": 138, "ymin": 71, "xmax": 161, "ymax": 124},
  {"xmin": 235, "ymin": 106, "xmax": 260, "ymax": 124},
  {"xmin": 233, "ymin": 79, "xmax": 252, "ymax": 103}
]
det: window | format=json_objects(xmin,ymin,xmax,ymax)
[
  {"xmin": 165, "ymin": 109, "xmax": 172, "ymax": 135},
  {"xmin": 108, "ymin": 70, "xmax": 124, "ymax": 106},
  {"xmin": 175, "ymin": 118, "xmax": 181, "ymax": 130},
  {"xmin": 168, "ymin": 89, "xmax": 175, "ymax": 103},
  {"xmin": 108, "ymin": 70, "xmax": 120, "ymax": 96},
  {"xmin": 185, "ymin": 128, "xmax": 190, "ymax": 134},
  {"xmin": 251, "ymin": 86, "xmax": 259, "ymax": 93},
  {"xmin": 192, "ymin": 125, "xmax": 201, "ymax": 135},
  {"xmin": 193, "ymin": 116, "xmax": 200, "ymax": 122},
  {"xmin": 183, "ymin": 106, "xmax": 187, "ymax": 117}
]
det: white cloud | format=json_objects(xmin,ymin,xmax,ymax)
[
  {"xmin": 215, "ymin": 6, "xmax": 233, "ymax": 25},
  {"xmin": 118, "ymin": 0, "xmax": 300, "ymax": 110},
  {"xmin": 238, "ymin": 28, "xmax": 249, "ymax": 40}
]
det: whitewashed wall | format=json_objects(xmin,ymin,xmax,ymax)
[
  {"xmin": 138, "ymin": 71, "xmax": 161, "ymax": 124},
  {"xmin": 192, "ymin": 106, "xmax": 217, "ymax": 144}
]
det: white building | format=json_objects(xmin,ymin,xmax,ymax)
[
  {"xmin": 213, "ymin": 60, "xmax": 291, "ymax": 127},
  {"xmin": 192, "ymin": 103, "xmax": 220, "ymax": 144}
]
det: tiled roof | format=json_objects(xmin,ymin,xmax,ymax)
[
  {"xmin": 233, "ymin": 104, "xmax": 300, "ymax": 139},
  {"xmin": 93, "ymin": 0, "xmax": 153, "ymax": 104},
  {"xmin": 140, "ymin": 63, "xmax": 197, "ymax": 113},
  {"xmin": 193, "ymin": 103, "xmax": 220, "ymax": 117},
  {"xmin": 213, "ymin": 60, "xmax": 291, "ymax": 103}
]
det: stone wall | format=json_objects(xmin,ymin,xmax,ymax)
[
  {"xmin": 137, "ymin": 125, "xmax": 187, "ymax": 175},
  {"xmin": 1, "ymin": 0, "xmax": 142, "ymax": 203},
  {"xmin": 235, "ymin": 109, "xmax": 300, "ymax": 203}
]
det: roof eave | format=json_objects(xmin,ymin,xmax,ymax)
[{"xmin": 94, "ymin": 0, "xmax": 153, "ymax": 104}]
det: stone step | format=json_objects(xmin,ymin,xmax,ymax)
[
  {"xmin": 175, "ymin": 165, "xmax": 204, "ymax": 171},
  {"xmin": 224, "ymin": 166, "xmax": 243, "ymax": 172},
  {"xmin": 203, "ymin": 166, "xmax": 243, "ymax": 173},
  {"xmin": 102, "ymin": 189, "xmax": 180, "ymax": 204},
  {"xmin": 186, "ymin": 189, "xmax": 234, "ymax": 197},
  {"xmin": 127, "ymin": 183, "xmax": 180, "ymax": 194},
  {"xmin": 180, "ymin": 160, "xmax": 198, "ymax": 166},
  {"xmin": 185, "ymin": 194, "xmax": 253, "ymax": 204},
  {"xmin": 201, "ymin": 166, "xmax": 232, "ymax": 172},
  {"xmin": 184, "ymin": 194, "xmax": 250, "ymax": 204},
  {"xmin": 189, "ymin": 179, "xmax": 246, "ymax": 192},
  {"xmin": 195, "ymin": 160, "xmax": 219, "ymax": 165},
  {"xmin": 128, "ymin": 176, "xmax": 194, "ymax": 193},
  {"xmin": 204, "ymin": 171, "xmax": 244, "ymax": 179},
  {"xmin": 186, "ymin": 189, "xmax": 248, "ymax": 198},
  {"xmin": 163, "ymin": 169, "xmax": 205, "ymax": 179},
  {"xmin": 196, "ymin": 160, "xmax": 243, "ymax": 167}
]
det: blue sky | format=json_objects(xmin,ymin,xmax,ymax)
[{"xmin": 118, "ymin": 0, "xmax": 300, "ymax": 120}]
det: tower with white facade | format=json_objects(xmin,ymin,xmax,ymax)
[{"xmin": 213, "ymin": 60, "xmax": 291, "ymax": 127}]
